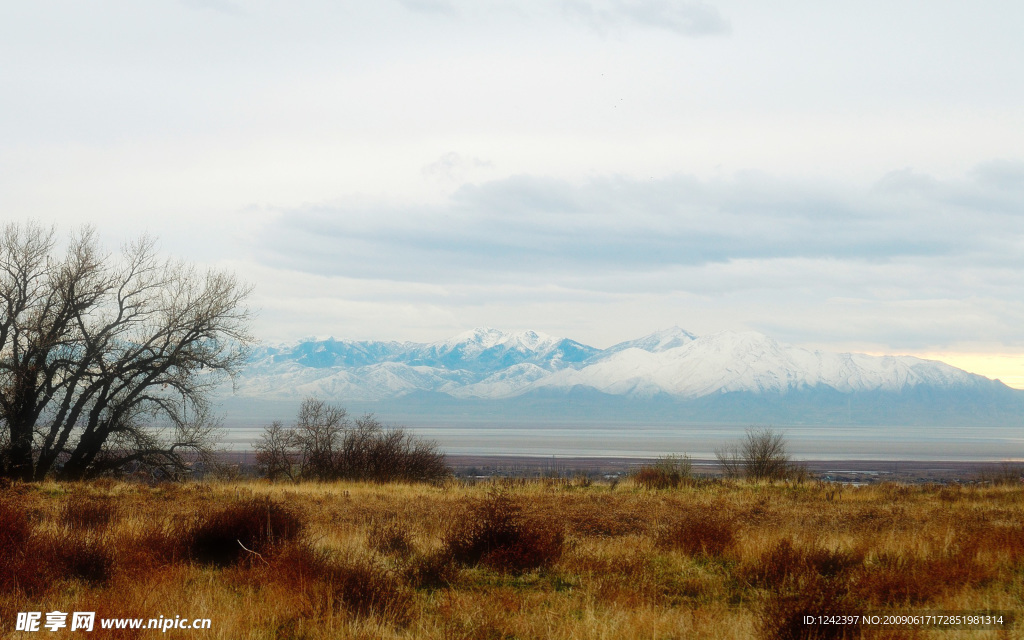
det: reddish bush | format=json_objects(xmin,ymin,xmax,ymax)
[
  {"xmin": 963, "ymin": 523, "xmax": 1024, "ymax": 562},
  {"xmin": 657, "ymin": 514, "xmax": 736, "ymax": 557},
  {"xmin": 186, "ymin": 498, "xmax": 304, "ymax": 565},
  {"xmin": 444, "ymin": 491, "xmax": 564, "ymax": 574},
  {"xmin": 852, "ymin": 552, "xmax": 993, "ymax": 606},
  {"xmin": 634, "ymin": 467, "xmax": 682, "ymax": 490},
  {"xmin": 0, "ymin": 497, "xmax": 31, "ymax": 556},
  {"xmin": 0, "ymin": 496, "xmax": 34, "ymax": 593},
  {"xmin": 258, "ymin": 544, "xmax": 413, "ymax": 624},
  {"xmin": 759, "ymin": 578, "xmax": 861, "ymax": 640},
  {"xmin": 43, "ymin": 532, "xmax": 114, "ymax": 585},
  {"xmin": 745, "ymin": 540, "xmax": 862, "ymax": 591},
  {"xmin": 0, "ymin": 518, "xmax": 113, "ymax": 594}
]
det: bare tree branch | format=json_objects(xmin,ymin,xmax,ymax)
[{"xmin": 0, "ymin": 223, "xmax": 252, "ymax": 480}]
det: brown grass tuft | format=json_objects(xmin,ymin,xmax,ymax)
[
  {"xmin": 320, "ymin": 556, "xmax": 413, "ymax": 624},
  {"xmin": 42, "ymin": 531, "xmax": 115, "ymax": 585},
  {"xmin": 0, "ymin": 495, "xmax": 32, "ymax": 556},
  {"xmin": 60, "ymin": 495, "xmax": 119, "ymax": 530},
  {"xmin": 256, "ymin": 543, "xmax": 414, "ymax": 625},
  {"xmin": 632, "ymin": 455, "xmax": 693, "ymax": 490},
  {"xmin": 403, "ymin": 550, "xmax": 460, "ymax": 590},
  {"xmin": 367, "ymin": 518, "xmax": 416, "ymax": 557}
]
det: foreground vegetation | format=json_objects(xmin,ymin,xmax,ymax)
[{"xmin": 2, "ymin": 476, "xmax": 1022, "ymax": 639}]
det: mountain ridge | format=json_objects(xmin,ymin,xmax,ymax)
[{"xmin": 237, "ymin": 327, "xmax": 1010, "ymax": 399}]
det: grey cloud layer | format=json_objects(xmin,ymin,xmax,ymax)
[{"xmin": 258, "ymin": 166, "xmax": 1023, "ymax": 289}]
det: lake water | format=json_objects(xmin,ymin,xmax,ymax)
[{"xmin": 219, "ymin": 420, "xmax": 1024, "ymax": 461}]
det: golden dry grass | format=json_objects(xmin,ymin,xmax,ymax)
[{"xmin": 1, "ymin": 477, "xmax": 1022, "ymax": 639}]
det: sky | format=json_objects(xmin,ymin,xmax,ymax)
[{"xmin": 2, "ymin": 1, "xmax": 1024, "ymax": 388}]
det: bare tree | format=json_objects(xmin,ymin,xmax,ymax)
[
  {"xmin": 715, "ymin": 427, "xmax": 792, "ymax": 481},
  {"xmin": 254, "ymin": 421, "xmax": 297, "ymax": 481},
  {"xmin": 293, "ymin": 398, "xmax": 348, "ymax": 480},
  {"xmin": 0, "ymin": 222, "xmax": 252, "ymax": 480},
  {"xmin": 714, "ymin": 442, "xmax": 743, "ymax": 479},
  {"xmin": 741, "ymin": 427, "xmax": 791, "ymax": 481}
]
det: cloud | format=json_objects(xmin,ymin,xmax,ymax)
[
  {"xmin": 562, "ymin": 0, "xmax": 730, "ymax": 36},
  {"xmin": 394, "ymin": 0, "xmax": 459, "ymax": 16},
  {"xmin": 390, "ymin": 0, "xmax": 730, "ymax": 36},
  {"xmin": 178, "ymin": 0, "xmax": 244, "ymax": 16},
  {"xmin": 970, "ymin": 159, "xmax": 1024, "ymax": 193},
  {"xmin": 258, "ymin": 167, "xmax": 1024, "ymax": 285},
  {"xmin": 247, "ymin": 164, "xmax": 1024, "ymax": 349},
  {"xmin": 421, "ymin": 152, "xmax": 494, "ymax": 183}
]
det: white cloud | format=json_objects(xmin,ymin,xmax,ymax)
[
  {"xmin": 178, "ymin": 0, "xmax": 244, "ymax": 16},
  {"xmin": 421, "ymin": 152, "xmax": 495, "ymax": 183},
  {"xmin": 563, "ymin": 0, "xmax": 730, "ymax": 36},
  {"xmin": 258, "ymin": 167, "xmax": 1024, "ymax": 281},
  {"xmin": 240, "ymin": 165, "xmax": 1024, "ymax": 349}
]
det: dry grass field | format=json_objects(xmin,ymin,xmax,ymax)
[{"xmin": 1, "ymin": 475, "xmax": 1022, "ymax": 639}]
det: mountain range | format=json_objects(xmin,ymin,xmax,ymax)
[{"xmin": 227, "ymin": 328, "xmax": 1024, "ymax": 426}]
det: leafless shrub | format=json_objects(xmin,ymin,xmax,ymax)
[
  {"xmin": 715, "ymin": 443, "xmax": 744, "ymax": 479},
  {"xmin": 717, "ymin": 428, "xmax": 795, "ymax": 481},
  {"xmin": 256, "ymin": 398, "xmax": 451, "ymax": 483}
]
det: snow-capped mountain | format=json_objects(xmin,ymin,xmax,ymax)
[
  {"xmin": 400, "ymin": 328, "xmax": 599, "ymax": 373},
  {"xmin": 239, "ymin": 328, "xmax": 599, "ymax": 401},
  {"xmin": 235, "ymin": 328, "xmax": 1009, "ymax": 411},
  {"xmin": 525, "ymin": 331, "xmax": 985, "ymax": 399},
  {"xmin": 602, "ymin": 326, "xmax": 698, "ymax": 355}
]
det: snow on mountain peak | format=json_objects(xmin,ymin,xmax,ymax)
[
  {"xmin": 235, "ymin": 327, "xmax": 1003, "ymax": 404},
  {"xmin": 605, "ymin": 326, "xmax": 698, "ymax": 355},
  {"xmin": 447, "ymin": 327, "xmax": 559, "ymax": 350}
]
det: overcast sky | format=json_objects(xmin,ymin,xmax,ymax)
[{"xmin": 2, "ymin": 1, "xmax": 1024, "ymax": 386}]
